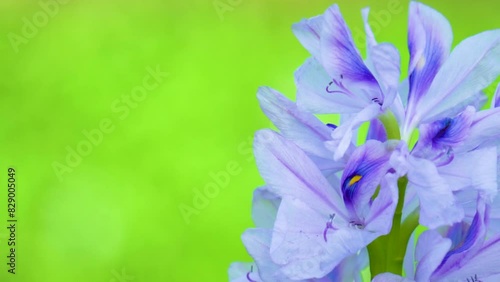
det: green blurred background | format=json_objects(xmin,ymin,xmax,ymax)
[{"xmin": 0, "ymin": 0, "xmax": 499, "ymax": 281}]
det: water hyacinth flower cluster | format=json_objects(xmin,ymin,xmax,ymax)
[{"xmin": 229, "ymin": 2, "xmax": 500, "ymax": 281}]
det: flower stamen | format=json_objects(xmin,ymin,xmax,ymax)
[
  {"xmin": 347, "ymin": 174, "xmax": 363, "ymax": 187},
  {"xmin": 466, "ymin": 274, "xmax": 481, "ymax": 282},
  {"xmin": 325, "ymin": 75, "xmax": 356, "ymax": 97},
  {"xmin": 323, "ymin": 214, "xmax": 337, "ymax": 242},
  {"xmin": 372, "ymin": 97, "xmax": 383, "ymax": 106},
  {"xmin": 326, "ymin": 123, "xmax": 337, "ymax": 130},
  {"xmin": 246, "ymin": 265, "xmax": 257, "ymax": 282}
]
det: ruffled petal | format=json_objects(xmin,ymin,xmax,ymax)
[
  {"xmin": 362, "ymin": 7, "xmax": 404, "ymax": 118},
  {"xmin": 438, "ymin": 147, "xmax": 497, "ymax": 199},
  {"xmin": 458, "ymin": 107, "xmax": 500, "ymax": 152},
  {"xmin": 407, "ymin": 156, "xmax": 464, "ymax": 228},
  {"xmin": 369, "ymin": 43, "xmax": 401, "ymax": 100}
]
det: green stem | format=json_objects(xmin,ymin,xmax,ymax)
[
  {"xmin": 367, "ymin": 112, "xmax": 420, "ymax": 278},
  {"xmin": 368, "ymin": 177, "xmax": 416, "ymax": 278},
  {"xmin": 399, "ymin": 209, "xmax": 420, "ymax": 266},
  {"xmin": 367, "ymin": 233, "xmax": 388, "ymax": 276},
  {"xmin": 386, "ymin": 177, "xmax": 407, "ymax": 273},
  {"xmin": 378, "ymin": 111, "xmax": 400, "ymax": 140}
]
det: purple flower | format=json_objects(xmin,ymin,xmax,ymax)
[
  {"xmin": 374, "ymin": 198, "xmax": 500, "ymax": 281},
  {"xmin": 295, "ymin": 2, "xmax": 500, "ymax": 158},
  {"xmin": 402, "ymin": 2, "xmax": 500, "ymax": 140},
  {"xmin": 251, "ymin": 130, "xmax": 397, "ymax": 279},
  {"xmin": 230, "ymin": 1, "xmax": 500, "ymax": 281},
  {"xmin": 229, "ymin": 187, "xmax": 368, "ymax": 281}
]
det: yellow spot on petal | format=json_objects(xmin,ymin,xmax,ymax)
[
  {"xmin": 348, "ymin": 175, "xmax": 363, "ymax": 186},
  {"xmin": 416, "ymin": 56, "xmax": 426, "ymax": 70}
]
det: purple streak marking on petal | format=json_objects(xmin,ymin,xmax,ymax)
[
  {"xmin": 327, "ymin": 123, "xmax": 337, "ymax": 130},
  {"xmin": 441, "ymin": 211, "xmax": 482, "ymax": 266},
  {"xmin": 267, "ymin": 144, "xmax": 348, "ymax": 219}
]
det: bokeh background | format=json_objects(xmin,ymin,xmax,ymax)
[{"xmin": 0, "ymin": 0, "xmax": 499, "ymax": 281}]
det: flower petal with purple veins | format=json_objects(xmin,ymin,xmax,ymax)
[
  {"xmin": 362, "ymin": 7, "xmax": 405, "ymax": 123},
  {"xmin": 295, "ymin": 58, "xmax": 367, "ymax": 114},
  {"xmin": 414, "ymin": 230, "xmax": 452, "ymax": 282},
  {"xmin": 412, "ymin": 106, "xmax": 475, "ymax": 165},
  {"xmin": 428, "ymin": 200, "xmax": 500, "ymax": 281},
  {"xmin": 432, "ymin": 199, "xmax": 487, "ymax": 279},
  {"xmin": 361, "ymin": 8, "xmax": 401, "ymax": 98},
  {"xmin": 405, "ymin": 29, "xmax": 500, "ymax": 134},
  {"xmin": 270, "ymin": 197, "xmax": 379, "ymax": 280},
  {"xmin": 231, "ymin": 2, "xmax": 500, "ymax": 280},
  {"xmin": 253, "ymin": 129, "xmax": 348, "ymax": 219},
  {"xmin": 367, "ymin": 119, "xmax": 387, "ymax": 142},
  {"xmin": 257, "ymin": 86, "xmax": 334, "ymax": 159},
  {"xmin": 440, "ymin": 234, "xmax": 500, "ymax": 280},
  {"xmin": 236, "ymin": 227, "xmax": 368, "ymax": 282},
  {"xmin": 406, "ymin": 1, "xmax": 452, "ymax": 111},
  {"xmin": 368, "ymin": 43, "xmax": 401, "ymax": 104},
  {"xmin": 407, "ymin": 155, "xmax": 464, "ymax": 228},
  {"xmin": 438, "ymin": 147, "xmax": 497, "ymax": 198},
  {"xmin": 402, "ymin": 197, "xmax": 500, "ymax": 281},
  {"xmin": 458, "ymin": 107, "xmax": 500, "ymax": 152},
  {"xmin": 340, "ymin": 140, "xmax": 391, "ymax": 221},
  {"xmin": 320, "ymin": 4, "xmax": 381, "ymax": 96}
]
